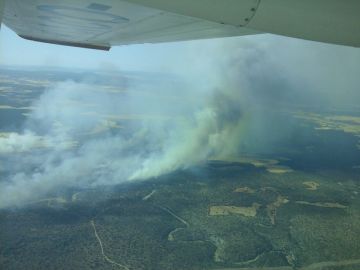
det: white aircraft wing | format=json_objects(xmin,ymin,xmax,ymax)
[
  {"xmin": 1, "ymin": 0, "xmax": 359, "ymax": 50},
  {"xmin": 0, "ymin": 0, "xmax": 259, "ymax": 50}
]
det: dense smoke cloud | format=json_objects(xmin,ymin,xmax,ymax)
[{"xmin": 1, "ymin": 35, "xmax": 360, "ymax": 208}]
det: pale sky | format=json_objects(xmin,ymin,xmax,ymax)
[{"xmin": 0, "ymin": 24, "xmax": 195, "ymax": 72}]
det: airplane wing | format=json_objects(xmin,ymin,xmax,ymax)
[{"xmin": 1, "ymin": 0, "xmax": 359, "ymax": 50}]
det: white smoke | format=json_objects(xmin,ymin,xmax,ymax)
[
  {"xmin": 0, "ymin": 132, "xmax": 46, "ymax": 153},
  {"xmin": 0, "ymin": 76, "xmax": 244, "ymax": 207}
]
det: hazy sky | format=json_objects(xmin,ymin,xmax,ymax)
[
  {"xmin": 2, "ymin": 22, "xmax": 360, "ymax": 75},
  {"xmin": 0, "ymin": 24, "xmax": 192, "ymax": 72}
]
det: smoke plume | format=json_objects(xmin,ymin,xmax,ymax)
[{"xmin": 1, "ymin": 35, "xmax": 360, "ymax": 208}]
